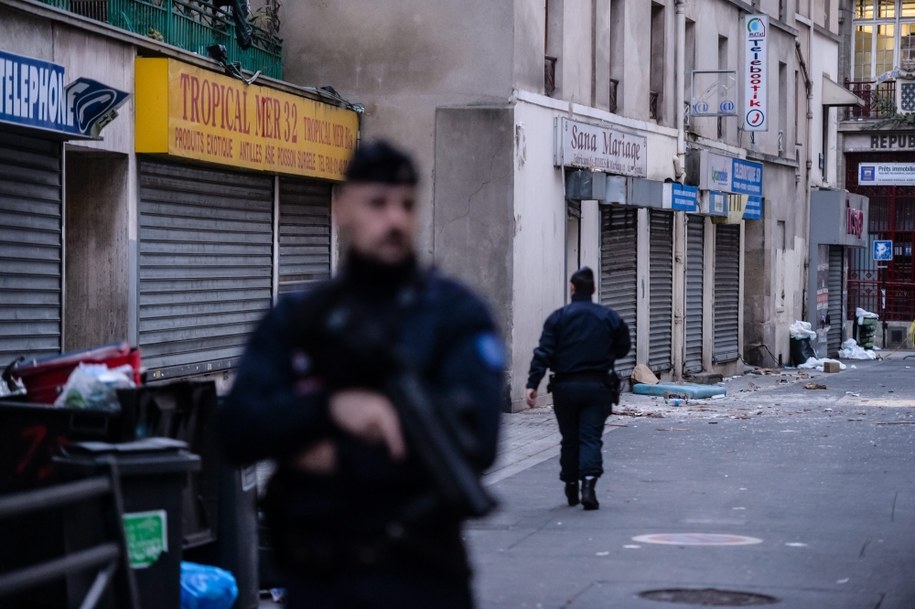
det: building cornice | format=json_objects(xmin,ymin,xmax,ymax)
[{"xmin": 512, "ymin": 89, "xmax": 680, "ymax": 139}]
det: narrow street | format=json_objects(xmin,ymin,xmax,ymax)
[{"xmin": 467, "ymin": 356, "xmax": 915, "ymax": 609}]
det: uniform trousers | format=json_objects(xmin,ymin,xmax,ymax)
[{"xmin": 551, "ymin": 380, "xmax": 614, "ymax": 482}]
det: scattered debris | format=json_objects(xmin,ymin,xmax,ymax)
[
  {"xmin": 631, "ymin": 363, "xmax": 660, "ymax": 385},
  {"xmin": 804, "ymin": 382, "xmax": 828, "ymax": 390}
]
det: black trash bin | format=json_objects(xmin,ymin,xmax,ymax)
[
  {"xmin": 55, "ymin": 438, "xmax": 200, "ymax": 609},
  {"xmin": 789, "ymin": 337, "xmax": 817, "ymax": 366}
]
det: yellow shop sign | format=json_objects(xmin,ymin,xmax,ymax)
[{"xmin": 135, "ymin": 58, "xmax": 359, "ymax": 180}]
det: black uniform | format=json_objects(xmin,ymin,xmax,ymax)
[
  {"xmin": 220, "ymin": 254, "xmax": 504, "ymax": 609},
  {"xmin": 527, "ymin": 292, "xmax": 630, "ymax": 483}
]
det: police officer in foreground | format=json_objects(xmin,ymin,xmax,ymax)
[
  {"xmin": 525, "ymin": 267, "xmax": 631, "ymax": 510},
  {"xmin": 219, "ymin": 140, "xmax": 504, "ymax": 609}
]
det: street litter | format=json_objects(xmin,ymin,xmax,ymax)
[
  {"xmin": 804, "ymin": 382, "xmax": 828, "ymax": 390},
  {"xmin": 53, "ymin": 362, "xmax": 136, "ymax": 410},
  {"xmin": 789, "ymin": 320, "xmax": 817, "ymax": 340},
  {"xmin": 845, "ymin": 391, "xmax": 861, "ymax": 397},
  {"xmin": 630, "ymin": 363, "xmax": 660, "ymax": 385},
  {"xmin": 837, "ymin": 338, "xmax": 877, "ymax": 360},
  {"xmin": 798, "ymin": 357, "xmax": 846, "ymax": 372}
]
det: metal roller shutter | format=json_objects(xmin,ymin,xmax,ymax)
[
  {"xmin": 0, "ymin": 130, "xmax": 62, "ymax": 361},
  {"xmin": 827, "ymin": 246, "xmax": 844, "ymax": 357},
  {"xmin": 648, "ymin": 210, "xmax": 673, "ymax": 372},
  {"xmin": 600, "ymin": 206, "xmax": 638, "ymax": 378},
  {"xmin": 138, "ymin": 160, "xmax": 274, "ymax": 378},
  {"xmin": 713, "ymin": 224, "xmax": 740, "ymax": 363},
  {"xmin": 684, "ymin": 215, "xmax": 705, "ymax": 373},
  {"xmin": 278, "ymin": 178, "xmax": 332, "ymax": 294}
]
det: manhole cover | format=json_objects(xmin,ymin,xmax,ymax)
[
  {"xmin": 632, "ymin": 533, "xmax": 763, "ymax": 546},
  {"xmin": 639, "ymin": 588, "xmax": 779, "ymax": 606}
]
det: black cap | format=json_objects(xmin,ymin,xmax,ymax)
[
  {"xmin": 344, "ymin": 139, "xmax": 418, "ymax": 185},
  {"xmin": 571, "ymin": 267, "xmax": 595, "ymax": 295}
]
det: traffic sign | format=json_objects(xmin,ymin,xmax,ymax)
[{"xmin": 873, "ymin": 240, "xmax": 893, "ymax": 261}]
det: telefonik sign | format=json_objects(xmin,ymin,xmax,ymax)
[
  {"xmin": 743, "ymin": 15, "xmax": 768, "ymax": 132},
  {"xmin": 0, "ymin": 49, "xmax": 128, "ymax": 138}
]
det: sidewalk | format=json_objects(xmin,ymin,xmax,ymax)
[{"xmin": 487, "ymin": 350, "xmax": 915, "ymax": 484}]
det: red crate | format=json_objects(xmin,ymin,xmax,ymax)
[{"xmin": 10, "ymin": 342, "xmax": 142, "ymax": 405}]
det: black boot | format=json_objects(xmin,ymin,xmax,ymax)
[
  {"xmin": 564, "ymin": 481, "xmax": 580, "ymax": 506},
  {"xmin": 580, "ymin": 476, "xmax": 599, "ymax": 510}
]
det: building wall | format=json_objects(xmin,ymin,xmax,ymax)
[
  {"xmin": 280, "ymin": 0, "xmax": 835, "ymax": 405},
  {"xmin": 281, "ymin": 0, "xmax": 516, "ymax": 265},
  {"xmin": 433, "ymin": 107, "xmax": 516, "ymax": 346}
]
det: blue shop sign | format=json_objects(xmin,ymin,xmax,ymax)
[
  {"xmin": 671, "ymin": 183, "xmax": 699, "ymax": 212},
  {"xmin": 0, "ymin": 49, "xmax": 129, "ymax": 138},
  {"xmin": 743, "ymin": 195, "xmax": 763, "ymax": 220},
  {"xmin": 731, "ymin": 158, "xmax": 763, "ymax": 196}
]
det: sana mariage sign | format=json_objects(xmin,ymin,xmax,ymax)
[{"xmin": 554, "ymin": 117, "xmax": 647, "ymax": 178}]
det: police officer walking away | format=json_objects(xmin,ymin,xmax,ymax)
[
  {"xmin": 219, "ymin": 140, "xmax": 504, "ymax": 608},
  {"xmin": 525, "ymin": 267, "xmax": 631, "ymax": 510}
]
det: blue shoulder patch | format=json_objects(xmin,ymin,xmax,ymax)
[{"xmin": 475, "ymin": 333, "xmax": 506, "ymax": 371}]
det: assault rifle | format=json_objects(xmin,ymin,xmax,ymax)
[{"xmin": 384, "ymin": 355, "xmax": 497, "ymax": 518}]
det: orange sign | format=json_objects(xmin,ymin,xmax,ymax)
[{"xmin": 136, "ymin": 58, "xmax": 359, "ymax": 180}]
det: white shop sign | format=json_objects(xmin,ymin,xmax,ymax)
[{"xmin": 554, "ymin": 117, "xmax": 647, "ymax": 177}]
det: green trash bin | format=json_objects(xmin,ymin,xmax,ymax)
[
  {"xmin": 857, "ymin": 318, "xmax": 879, "ymax": 349},
  {"xmin": 55, "ymin": 438, "xmax": 200, "ymax": 609}
]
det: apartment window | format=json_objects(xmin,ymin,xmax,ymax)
[
  {"xmin": 545, "ymin": 0, "xmax": 560, "ymax": 96},
  {"xmin": 717, "ymin": 35, "xmax": 729, "ymax": 140},
  {"xmin": 852, "ymin": 1, "xmax": 915, "ymax": 78},
  {"xmin": 685, "ymin": 18, "xmax": 696, "ymax": 100},
  {"xmin": 650, "ymin": 2, "xmax": 665, "ymax": 121},
  {"xmin": 779, "ymin": 62, "xmax": 788, "ymax": 155}
]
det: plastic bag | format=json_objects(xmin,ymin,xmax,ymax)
[
  {"xmin": 52, "ymin": 363, "xmax": 135, "ymax": 411},
  {"xmin": 788, "ymin": 320, "xmax": 817, "ymax": 340},
  {"xmin": 180, "ymin": 562, "xmax": 239, "ymax": 609},
  {"xmin": 837, "ymin": 338, "xmax": 877, "ymax": 360}
]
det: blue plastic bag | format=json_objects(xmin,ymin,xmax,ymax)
[{"xmin": 180, "ymin": 561, "xmax": 239, "ymax": 609}]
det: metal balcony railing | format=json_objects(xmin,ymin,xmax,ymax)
[
  {"xmin": 844, "ymin": 79, "xmax": 897, "ymax": 120},
  {"xmin": 40, "ymin": 0, "xmax": 283, "ymax": 79}
]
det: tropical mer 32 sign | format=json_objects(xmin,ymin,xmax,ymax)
[
  {"xmin": 742, "ymin": 15, "xmax": 768, "ymax": 132},
  {"xmin": 0, "ymin": 49, "xmax": 129, "ymax": 138}
]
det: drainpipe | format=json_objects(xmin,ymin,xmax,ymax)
[
  {"xmin": 794, "ymin": 7, "xmax": 814, "ymax": 324},
  {"xmin": 674, "ymin": 0, "xmax": 687, "ymax": 180}
]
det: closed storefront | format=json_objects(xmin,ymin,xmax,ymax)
[
  {"xmin": 808, "ymin": 190, "xmax": 869, "ymax": 355},
  {"xmin": 684, "ymin": 215, "xmax": 705, "ymax": 373},
  {"xmin": 600, "ymin": 206, "xmax": 638, "ymax": 378},
  {"xmin": 0, "ymin": 49, "xmax": 128, "ymax": 363},
  {"xmin": 827, "ymin": 245, "xmax": 844, "ymax": 356},
  {"xmin": 648, "ymin": 210, "xmax": 673, "ymax": 373},
  {"xmin": 135, "ymin": 57, "xmax": 358, "ymax": 379},
  {"xmin": 0, "ymin": 129, "xmax": 63, "ymax": 361},
  {"xmin": 713, "ymin": 224, "xmax": 740, "ymax": 363},
  {"xmin": 138, "ymin": 160, "xmax": 276, "ymax": 378},
  {"xmin": 278, "ymin": 178, "xmax": 333, "ymax": 294}
]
